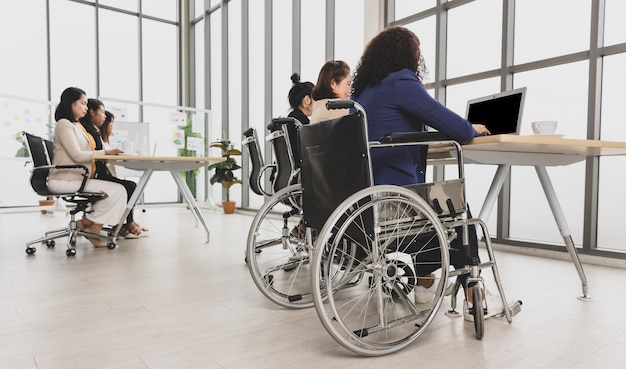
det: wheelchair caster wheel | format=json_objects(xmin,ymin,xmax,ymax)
[
  {"xmin": 26, "ymin": 247, "xmax": 36, "ymax": 255},
  {"xmin": 66, "ymin": 249, "xmax": 76, "ymax": 257},
  {"xmin": 471, "ymin": 286, "xmax": 485, "ymax": 340},
  {"xmin": 46, "ymin": 240, "xmax": 55, "ymax": 247},
  {"xmin": 107, "ymin": 242, "xmax": 116, "ymax": 249}
]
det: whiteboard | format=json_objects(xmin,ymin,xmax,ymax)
[{"xmin": 110, "ymin": 121, "xmax": 151, "ymax": 155}]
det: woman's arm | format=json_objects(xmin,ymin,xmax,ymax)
[{"xmin": 394, "ymin": 72, "xmax": 479, "ymax": 143}]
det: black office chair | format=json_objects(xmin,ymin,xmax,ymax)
[{"xmin": 22, "ymin": 131, "xmax": 116, "ymax": 256}]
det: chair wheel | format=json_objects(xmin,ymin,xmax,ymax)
[
  {"xmin": 46, "ymin": 240, "xmax": 55, "ymax": 247},
  {"xmin": 66, "ymin": 249, "xmax": 76, "ymax": 257},
  {"xmin": 26, "ymin": 247, "xmax": 36, "ymax": 255},
  {"xmin": 107, "ymin": 242, "xmax": 116, "ymax": 249}
]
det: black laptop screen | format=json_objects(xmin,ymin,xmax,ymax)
[{"xmin": 466, "ymin": 92, "xmax": 524, "ymax": 135}]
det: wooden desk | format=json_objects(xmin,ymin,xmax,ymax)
[
  {"xmin": 463, "ymin": 135, "xmax": 626, "ymax": 300},
  {"xmin": 93, "ymin": 155, "xmax": 225, "ymax": 242}
]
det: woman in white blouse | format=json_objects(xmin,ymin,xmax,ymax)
[{"xmin": 47, "ymin": 87, "xmax": 127, "ymax": 247}]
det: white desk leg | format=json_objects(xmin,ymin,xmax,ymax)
[
  {"xmin": 171, "ymin": 170, "xmax": 211, "ymax": 243},
  {"xmin": 535, "ymin": 166, "xmax": 591, "ymax": 301},
  {"xmin": 111, "ymin": 168, "xmax": 154, "ymax": 239},
  {"xmin": 478, "ymin": 164, "xmax": 511, "ymax": 222}
]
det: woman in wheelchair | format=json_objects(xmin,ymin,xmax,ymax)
[
  {"xmin": 287, "ymin": 73, "xmax": 314, "ymax": 125},
  {"xmin": 47, "ymin": 87, "xmax": 127, "ymax": 248},
  {"xmin": 310, "ymin": 60, "xmax": 352, "ymax": 124},
  {"xmin": 351, "ymin": 26, "xmax": 491, "ymax": 304}
]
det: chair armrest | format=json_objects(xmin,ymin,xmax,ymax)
[{"xmin": 34, "ymin": 163, "xmax": 91, "ymax": 193}]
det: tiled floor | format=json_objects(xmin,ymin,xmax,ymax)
[{"xmin": 2, "ymin": 205, "xmax": 626, "ymax": 368}]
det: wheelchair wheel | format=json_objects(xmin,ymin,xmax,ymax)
[
  {"xmin": 311, "ymin": 185, "xmax": 450, "ymax": 356},
  {"xmin": 246, "ymin": 184, "xmax": 314, "ymax": 308},
  {"xmin": 472, "ymin": 284, "xmax": 485, "ymax": 340}
]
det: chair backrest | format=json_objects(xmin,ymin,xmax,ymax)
[
  {"xmin": 267, "ymin": 118, "xmax": 300, "ymax": 193},
  {"xmin": 242, "ymin": 127, "xmax": 266, "ymax": 196},
  {"xmin": 298, "ymin": 111, "xmax": 372, "ymax": 229},
  {"xmin": 22, "ymin": 131, "xmax": 55, "ymax": 197}
]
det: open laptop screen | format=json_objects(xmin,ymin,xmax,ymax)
[{"xmin": 466, "ymin": 87, "xmax": 526, "ymax": 135}]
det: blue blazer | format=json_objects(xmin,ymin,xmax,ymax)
[{"xmin": 354, "ymin": 69, "xmax": 479, "ymax": 186}]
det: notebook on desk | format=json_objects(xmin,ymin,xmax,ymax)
[{"xmin": 465, "ymin": 87, "xmax": 527, "ymax": 135}]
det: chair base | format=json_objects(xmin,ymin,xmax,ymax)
[{"xmin": 25, "ymin": 213, "xmax": 117, "ymax": 256}]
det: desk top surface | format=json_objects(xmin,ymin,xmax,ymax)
[
  {"xmin": 465, "ymin": 135, "xmax": 626, "ymax": 156},
  {"xmin": 93, "ymin": 154, "xmax": 225, "ymax": 163}
]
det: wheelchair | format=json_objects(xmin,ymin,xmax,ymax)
[
  {"xmin": 244, "ymin": 102, "xmax": 521, "ymax": 355},
  {"xmin": 243, "ymin": 117, "xmax": 316, "ymax": 308}
]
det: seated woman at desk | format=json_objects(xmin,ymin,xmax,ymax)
[
  {"xmin": 48, "ymin": 87, "xmax": 127, "ymax": 248},
  {"xmin": 351, "ymin": 27, "xmax": 491, "ymax": 305},
  {"xmin": 310, "ymin": 60, "xmax": 352, "ymax": 124},
  {"xmin": 80, "ymin": 99, "xmax": 148, "ymax": 238}
]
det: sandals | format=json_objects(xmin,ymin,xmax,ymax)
[
  {"xmin": 76, "ymin": 218, "xmax": 107, "ymax": 247},
  {"xmin": 119, "ymin": 223, "xmax": 147, "ymax": 239}
]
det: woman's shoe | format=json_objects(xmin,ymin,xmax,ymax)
[
  {"xmin": 414, "ymin": 283, "xmax": 436, "ymax": 304},
  {"xmin": 119, "ymin": 226, "xmax": 140, "ymax": 239},
  {"xmin": 77, "ymin": 219, "xmax": 106, "ymax": 247}
]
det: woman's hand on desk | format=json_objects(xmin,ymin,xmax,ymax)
[
  {"xmin": 105, "ymin": 148, "xmax": 124, "ymax": 155},
  {"xmin": 472, "ymin": 124, "xmax": 491, "ymax": 136}
]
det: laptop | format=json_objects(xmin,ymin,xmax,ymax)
[{"xmin": 465, "ymin": 87, "xmax": 527, "ymax": 135}]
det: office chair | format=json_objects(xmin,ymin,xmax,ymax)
[{"xmin": 22, "ymin": 131, "xmax": 117, "ymax": 256}]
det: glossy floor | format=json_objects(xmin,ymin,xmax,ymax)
[{"xmin": 2, "ymin": 205, "xmax": 626, "ymax": 368}]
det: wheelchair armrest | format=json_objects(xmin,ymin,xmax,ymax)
[
  {"xmin": 267, "ymin": 117, "xmax": 302, "ymax": 132},
  {"xmin": 379, "ymin": 131, "xmax": 456, "ymax": 144},
  {"xmin": 258, "ymin": 163, "xmax": 277, "ymax": 197},
  {"xmin": 326, "ymin": 100, "xmax": 355, "ymax": 110}
]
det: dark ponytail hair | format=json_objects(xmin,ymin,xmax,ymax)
[{"xmin": 287, "ymin": 73, "xmax": 314, "ymax": 109}]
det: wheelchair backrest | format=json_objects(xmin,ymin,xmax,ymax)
[
  {"xmin": 242, "ymin": 127, "xmax": 266, "ymax": 196},
  {"xmin": 298, "ymin": 111, "xmax": 372, "ymax": 230},
  {"xmin": 267, "ymin": 118, "xmax": 301, "ymax": 193}
]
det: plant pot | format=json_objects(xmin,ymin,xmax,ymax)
[
  {"xmin": 222, "ymin": 200, "xmax": 236, "ymax": 214},
  {"xmin": 39, "ymin": 199, "xmax": 55, "ymax": 214}
]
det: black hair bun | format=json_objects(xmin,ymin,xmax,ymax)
[{"xmin": 291, "ymin": 73, "xmax": 301, "ymax": 84}]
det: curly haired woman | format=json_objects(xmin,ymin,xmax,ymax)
[
  {"xmin": 352, "ymin": 27, "xmax": 491, "ymax": 308},
  {"xmin": 352, "ymin": 26, "xmax": 490, "ymax": 186}
]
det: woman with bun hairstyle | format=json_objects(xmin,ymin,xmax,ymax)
[{"xmin": 287, "ymin": 73, "xmax": 314, "ymax": 125}]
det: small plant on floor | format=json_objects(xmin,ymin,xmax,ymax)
[{"xmin": 207, "ymin": 138, "xmax": 242, "ymax": 213}]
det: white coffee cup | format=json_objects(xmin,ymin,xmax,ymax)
[
  {"xmin": 531, "ymin": 121, "xmax": 558, "ymax": 135},
  {"xmin": 122, "ymin": 141, "xmax": 135, "ymax": 154}
]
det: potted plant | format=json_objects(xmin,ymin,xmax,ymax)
[{"xmin": 207, "ymin": 138, "xmax": 242, "ymax": 214}]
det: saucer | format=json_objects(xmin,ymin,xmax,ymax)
[{"xmin": 532, "ymin": 134, "xmax": 565, "ymax": 138}]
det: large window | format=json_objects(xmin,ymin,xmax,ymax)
[
  {"xmin": 514, "ymin": 0, "xmax": 591, "ymax": 64},
  {"xmin": 446, "ymin": 0, "xmax": 502, "ymax": 78},
  {"xmin": 597, "ymin": 53, "xmax": 626, "ymax": 252},
  {"xmin": 604, "ymin": 0, "xmax": 626, "ymax": 46},
  {"xmin": 0, "ymin": 0, "xmax": 181, "ymax": 209},
  {"xmin": 99, "ymin": 9, "xmax": 140, "ymax": 102},
  {"xmin": 389, "ymin": 0, "xmax": 626, "ymax": 259}
]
